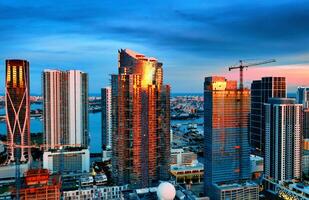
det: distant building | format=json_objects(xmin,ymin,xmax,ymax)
[
  {"xmin": 111, "ymin": 49, "xmax": 170, "ymax": 188},
  {"xmin": 250, "ymin": 77, "xmax": 286, "ymax": 156},
  {"xmin": 5, "ymin": 59, "xmax": 30, "ymax": 163},
  {"xmin": 297, "ymin": 87, "xmax": 309, "ymax": 108},
  {"xmin": 264, "ymin": 98, "xmax": 302, "ymax": 181},
  {"xmin": 170, "ymin": 149, "xmax": 197, "ymax": 165},
  {"xmin": 204, "ymin": 76, "xmax": 257, "ymax": 200},
  {"xmin": 43, "ymin": 70, "xmax": 89, "ymax": 149},
  {"xmin": 0, "ymin": 163, "xmax": 29, "ymax": 184},
  {"xmin": 101, "ymin": 87, "xmax": 112, "ymax": 150},
  {"xmin": 43, "ymin": 149, "xmax": 90, "ymax": 174}
]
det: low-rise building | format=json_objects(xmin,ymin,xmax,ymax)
[
  {"xmin": 63, "ymin": 185, "xmax": 128, "ymax": 200},
  {"xmin": 211, "ymin": 182, "xmax": 259, "ymax": 200},
  {"xmin": 171, "ymin": 149, "xmax": 197, "ymax": 165},
  {"xmin": 43, "ymin": 148, "xmax": 90, "ymax": 174},
  {"xmin": 170, "ymin": 161, "xmax": 204, "ymax": 184},
  {"xmin": 250, "ymin": 155, "xmax": 263, "ymax": 180}
]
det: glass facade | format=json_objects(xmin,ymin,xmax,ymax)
[
  {"xmin": 250, "ymin": 77, "xmax": 286, "ymax": 156},
  {"xmin": 204, "ymin": 76, "xmax": 251, "ymax": 196}
]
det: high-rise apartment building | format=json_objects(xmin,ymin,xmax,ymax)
[
  {"xmin": 111, "ymin": 49, "xmax": 170, "ymax": 188},
  {"xmin": 250, "ymin": 77, "xmax": 286, "ymax": 155},
  {"xmin": 264, "ymin": 98, "xmax": 302, "ymax": 181},
  {"xmin": 43, "ymin": 70, "xmax": 89, "ymax": 149},
  {"xmin": 101, "ymin": 87, "xmax": 112, "ymax": 150},
  {"xmin": 5, "ymin": 59, "xmax": 30, "ymax": 163},
  {"xmin": 204, "ymin": 76, "xmax": 258, "ymax": 200}
]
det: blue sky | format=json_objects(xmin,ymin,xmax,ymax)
[{"xmin": 0, "ymin": 0, "xmax": 309, "ymax": 94}]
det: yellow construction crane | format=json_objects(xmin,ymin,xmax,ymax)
[{"xmin": 229, "ymin": 59, "xmax": 276, "ymax": 89}]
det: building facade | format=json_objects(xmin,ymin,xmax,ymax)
[
  {"xmin": 250, "ymin": 77, "xmax": 286, "ymax": 156},
  {"xmin": 204, "ymin": 76, "xmax": 257, "ymax": 200},
  {"xmin": 264, "ymin": 98, "xmax": 302, "ymax": 181},
  {"xmin": 5, "ymin": 59, "xmax": 30, "ymax": 163},
  {"xmin": 43, "ymin": 70, "xmax": 89, "ymax": 149},
  {"xmin": 43, "ymin": 149, "xmax": 90, "ymax": 174},
  {"xmin": 101, "ymin": 87, "xmax": 112, "ymax": 150},
  {"xmin": 111, "ymin": 49, "xmax": 170, "ymax": 188}
]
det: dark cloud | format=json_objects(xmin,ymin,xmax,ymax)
[{"xmin": 0, "ymin": 0, "xmax": 308, "ymax": 93}]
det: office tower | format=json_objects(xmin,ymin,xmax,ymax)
[
  {"xmin": 5, "ymin": 59, "xmax": 30, "ymax": 163},
  {"xmin": 111, "ymin": 49, "xmax": 170, "ymax": 188},
  {"xmin": 101, "ymin": 87, "xmax": 112, "ymax": 150},
  {"xmin": 250, "ymin": 77, "xmax": 286, "ymax": 155},
  {"xmin": 264, "ymin": 98, "xmax": 302, "ymax": 181},
  {"xmin": 297, "ymin": 87, "xmax": 309, "ymax": 108},
  {"xmin": 204, "ymin": 76, "xmax": 258, "ymax": 200},
  {"xmin": 43, "ymin": 70, "xmax": 89, "ymax": 149}
]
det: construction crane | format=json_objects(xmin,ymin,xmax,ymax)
[{"xmin": 228, "ymin": 59, "xmax": 276, "ymax": 89}]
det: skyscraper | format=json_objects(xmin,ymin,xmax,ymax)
[
  {"xmin": 264, "ymin": 98, "xmax": 302, "ymax": 181},
  {"xmin": 296, "ymin": 87, "xmax": 309, "ymax": 108},
  {"xmin": 43, "ymin": 70, "xmax": 89, "ymax": 149},
  {"xmin": 101, "ymin": 87, "xmax": 112, "ymax": 150},
  {"xmin": 204, "ymin": 76, "xmax": 258, "ymax": 200},
  {"xmin": 5, "ymin": 59, "xmax": 30, "ymax": 163},
  {"xmin": 250, "ymin": 77, "xmax": 286, "ymax": 155},
  {"xmin": 111, "ymin": 49, "xmax": 170, "ymax": 188}
]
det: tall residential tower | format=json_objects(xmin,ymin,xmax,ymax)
[
  {"xmin": 101, "ymin": 87, "xmax": 112, "ymax": 150},
  {"xmin": 264, "ymin": 98, "xmax": 302, "ymax": 181},
  {"xmin": 5, "ymin": 60, "xmax": 30, "ymax": 163},
  {"xmin": 43, "ymin": 70, "xmax": 89, "ymax": 149},
  {"xmin": 111, "ymin": 49, "xmax": 170, "ymax": 188}
]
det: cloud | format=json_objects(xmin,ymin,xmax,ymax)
[{"xmin": 0, "ymin": 0, "xmax": 308, "ymax": 93}]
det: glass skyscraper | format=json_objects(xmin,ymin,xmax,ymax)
[
  {"xmin": 204, "ymin": 76, "xmax": 257, "ymax": 200},
  {"xmin": 111, "ymin": 49, "xmax": 170, "ymax": 188},
  {"xmin": 101, "ymin": 87, "xmax": 112, "ymax": 150}
]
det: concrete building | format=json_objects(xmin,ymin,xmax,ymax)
[
  {"xmin": 170, "ymin": 161, "xmax": 204, "ymax": 184},
  {"xmin": 5, "ymin": 59, "xmax": 30, "ymax": 163},
  {"xmin": 43, "ymin": 69, "xmax": 89, "ymax": 149},
  {"xmin": 43, "ymin": 148, "xmax": 90, "ymax": 174},
  {"xmin": 250, "ymin": 77, "xmax": 286, "ymax": 156},
  {"xmin": 303, "ymin": 139, "xmax": 309, "ymax": 178},
  {"xmin": 111, "ymin": 49, "xmax": 170, "ymax": 188},
  {"xmin": 170, "ymin": 149, "xmax": 197, "ymax": 166},
  {"xmin": 264, "ymin": 98, "xmax": 302, "ymax": 181},
  {"xmin": 101, "ymin": 87, "xmax": 112, "ymax": 150}
]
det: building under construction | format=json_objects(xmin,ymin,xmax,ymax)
[{"xmin": 13, "ymin": 169, "xmax": 61, "ymax": 200}]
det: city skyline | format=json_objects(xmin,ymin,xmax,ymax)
[{"xmin": 0, "ymin": 0, "xmax": 309, "ymax": 94}]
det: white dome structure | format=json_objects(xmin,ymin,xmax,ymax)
[{"xmin": 157, "ymin": 182, "xmax": 176, "ymax": 200}]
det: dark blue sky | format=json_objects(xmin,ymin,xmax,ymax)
[{"xmin": 0, "ymin": 0, "xmax": 309, "ymax": 94}]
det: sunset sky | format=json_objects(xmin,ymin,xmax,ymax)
[{"xmin": 0, "ymin": 0, "xmax": 308, "ymax": 94}]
